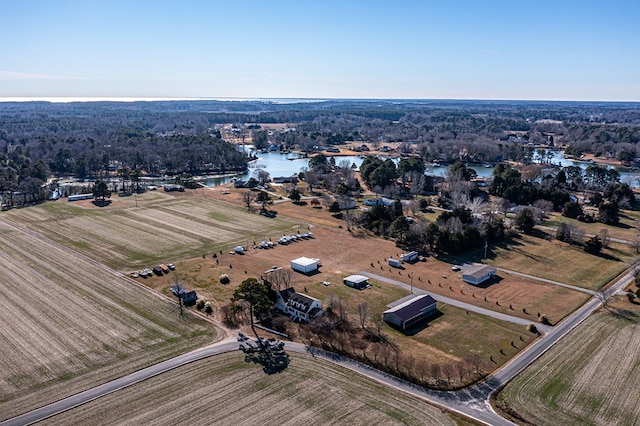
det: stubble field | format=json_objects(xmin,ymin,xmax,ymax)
[
  {"xmin": 0, "ymin": 220, "xmax": 217, "ymax": 421},
  {"xmin": 4, "ymin": 190, "xmax": 302, "ymax": 269},
  {"xmin": 497, "ymin": 298, "xmax": 640, "ymax": 425},
  {"xmin": 40, "ymin": 352, "xmax": 458, "ymax": 426}
]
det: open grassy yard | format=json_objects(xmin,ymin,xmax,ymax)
[
  {"xmin": 0, "ymin": 220, "xmax": 218, "ymax": 421},
  {"xmin": 41, "ymin": 352, "xmax": 458, "ymax": 426},
  {"xmin": 544, "ymin": 210, "xmax": 640, "ymax": 243},
  {"xmin": 496, "ymin": 298, "xmax": 640, "ymax": 426},
  {"xmin": 456, "ymin": 232, "xmax": 634, "ymax": 290},
  {"xmin": 4, "ymin": 190, "xmax": 302, "ymax": 269}
]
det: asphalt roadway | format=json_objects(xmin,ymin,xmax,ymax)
[{"xmin": 2, "ymin": 271, "xmax": 634, "ymax": 426}]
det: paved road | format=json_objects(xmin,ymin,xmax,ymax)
[
  {"xmin": 362, "ymin": 271, "xmax": 553, "ymax": 333},
  {"xmin": 495, "ymin": 267, "xmax": 597, "ymax": 295},
  {"xmin": 3, "ymin": 270, "xmax": 634, "ymax": 426},
  {"xmin": 0, "ymin": 338, "xmax": 239, "ymax": 426}
]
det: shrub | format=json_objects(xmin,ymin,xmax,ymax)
[
  {"xmin": 527, "ymin": 324, "xmax": 538, "ymax": 334},
  {"xmin": 219, "ymin": 273, "xmax": 230, "ymax": 284},
  {"xmin": 204, "ymin": 302, "xmax": 213, "ymax": 315},
  {"xmin": 195, "ymin": 299, "xmax": 206, "ymax": 310},
  {"xmin": 539, "ymin": 315, "xmax": 551, "ymax": 325},
  {"xmin": 584, "ymin": 235, "xmax": 603, "ymax": 254},
  {"xmin": 561, "ymin": 201, "xmax": 582, "ymax": 219}
]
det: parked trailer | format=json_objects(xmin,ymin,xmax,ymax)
[
  {"xmin": 388, "ymin": 258, "xmax": 403, "ymax": 268},
  {"xmin": 68, "ymin": 194, "xmax": 94, "ymax": 202}
]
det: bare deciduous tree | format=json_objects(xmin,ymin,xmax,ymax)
[
  {"xmin": 266, "ymin": 267, "xmax": 295, "ymax": 292},
  {"xmin": 241, "ymin": 190, "xmax": 255, "ymax": 211},
  {"xmin": 357, "ymin": 302, "xmax": 369, "ymax": 329},
  {"xmin": 599, "ymin": 228, "xmax": 611, "ymax": 248}
]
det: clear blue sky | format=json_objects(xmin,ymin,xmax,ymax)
[{"xmin": 1, "ymin": 0, "xmax": 638, "ymax": 101}]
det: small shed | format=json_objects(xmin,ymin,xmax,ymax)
[
  {"xmin": 388, "ymin": 258, "xmax": 403, "ymax": 268},
  {"xmin": 343, "ymin": 274, "xmax": 369, "ymax": 289},
  {"xmin": 462, "ymin": 265, "xmax": 497, "ymax": 285},
  {"xmin": 383, "ymin": 294, "xmax": 438, "ymax": 330},
  {"xmin": 290, "ymin": 257, "xmax": 319, "ymax": 274}
]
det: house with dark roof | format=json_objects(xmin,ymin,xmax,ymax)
[
  {"xmin": 383, "ymin": 294, "xmax": 438, "ymax": 330},
  {"xmin": 461, "ymin": 264, "xmax": 496, "ymax": 286},
  {"xmin": 275, "ymin": 288, "xmax": 323, "ymax": 322}
]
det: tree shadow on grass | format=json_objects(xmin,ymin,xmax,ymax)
[{"xmin": 92, "ymin": 199, "xmax": 112, "ymax": 207}]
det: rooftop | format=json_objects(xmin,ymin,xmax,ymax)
[{"xmin": 384, "ymin": 294, "xmax": 437, "ymax": 322}]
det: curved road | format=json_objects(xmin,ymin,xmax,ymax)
[{"xmin": 2, "ymin": 270, "xmax": 633, "ymax": 426}]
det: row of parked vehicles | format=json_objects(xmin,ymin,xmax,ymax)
[
  {"xmin": 278, "ymin": 232, "xmax": 314, "ymax": 245},
  {"xmin": 131, "ymin": 263, "xmax": 175, "ymax": 278}
]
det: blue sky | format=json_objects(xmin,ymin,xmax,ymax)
[{"xmin": 1, "ymin": 0, "xmax": 638, "ymax": 101}]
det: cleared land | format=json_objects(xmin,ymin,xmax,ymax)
[
  {"xmin": 0, "ymin": 220, "xmax": 217, "ymax": 421},
  {"xmin": 4, "ymin": 191, "xmax": 301, "ymax": 269},
  {"xmin": 497, "ymin": 298, "xmax": 640, "ymax": 426},
  {"xmin": 459, "ymin": 232, "xmax": 634, "ymax": 290},
  {"xmin": 41, "ymin": 352, "xmax": 457, "ymax": 426}
]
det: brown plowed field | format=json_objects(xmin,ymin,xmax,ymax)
[
  {"xmin": 498, "ymin": 298, "xmax": 640, "ymax": 425},
  {"xmin": 41, "ymin": 352, "xmax": 457, "ymax": 426},
  {"xmin": 0, "ymin": 220, "xmax": 217, "ymax": 420}
]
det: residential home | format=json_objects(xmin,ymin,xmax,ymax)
[{"xmin": 276, "ymin": 288, "xmax": 323, "ymax": 322}]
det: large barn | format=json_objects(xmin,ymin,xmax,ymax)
[{"xmin": 383, "ymin": 294, "xmax": 438, "ymax": 330}]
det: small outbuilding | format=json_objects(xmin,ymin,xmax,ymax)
[
  {"xmin": 343, "ymin": 274, "xmax": 369, "ymax": 290},
  {"xmin": 401, "ymin": 251, "xmax": 419, "ymax": 263},
  {"xmin": 383, "ymin": 294, "xmax": 438, "ymax": 330},
  {"xmin": 388, "ymin": 258, "xmax": 403, "ymax": 268},
  {"xmin": 290, "ymin": 257, "xmax": 319, "ymax": 274},
  {"xmin": 461, "ymin": 264, "xmax": 497, "ymax": 286}
]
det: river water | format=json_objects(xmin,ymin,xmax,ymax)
[{"xmin": 202, "ymin": 146, "xmax": 640, "ymax": 187}]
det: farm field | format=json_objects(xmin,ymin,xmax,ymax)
[
  {"xmin": 4, "ymin": 190, "xmax": 302, "ymax": 269},
  {"xmin": 0, "ymin": 220, "xmax": 218, "ymax": 421},
  {"xmin": 496, "ymin": 298, "xmax": 640, "ymax": 426},
  {"xmin": 41, "ymin": 352, "xmax": 458, "ymax": 426}
]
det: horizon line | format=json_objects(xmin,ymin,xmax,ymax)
[{"xmin": 0, "ymin": 96, "xmax": 639, "ymax": 104}]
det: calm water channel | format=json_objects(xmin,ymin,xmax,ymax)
[{"xmin": 202, "ymin": 146, "xmax": 640, "ymax": 188}]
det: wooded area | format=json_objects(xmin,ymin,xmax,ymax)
[{"xmin": 1, "ymin": 99, "xmax": 639, "ymax": 208}]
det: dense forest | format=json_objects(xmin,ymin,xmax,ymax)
[{"xmin": 1, "ymin": 99, "xmax": 639, "ymax": 207}]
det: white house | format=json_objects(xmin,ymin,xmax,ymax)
[
  {"xmin": 290, "ymin": 257, "xmax": 319, "ymax": 274},
  {"xmin": 276, "ymin": 288, "xmax": 323, "ymax": 322},
  {"xmin": 383, "ymin": 294, "xmax": 438, "ymax": 330},
  {"xmin": 461, "ymin": 264, "xmax": 497, "ymax": 285}
]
